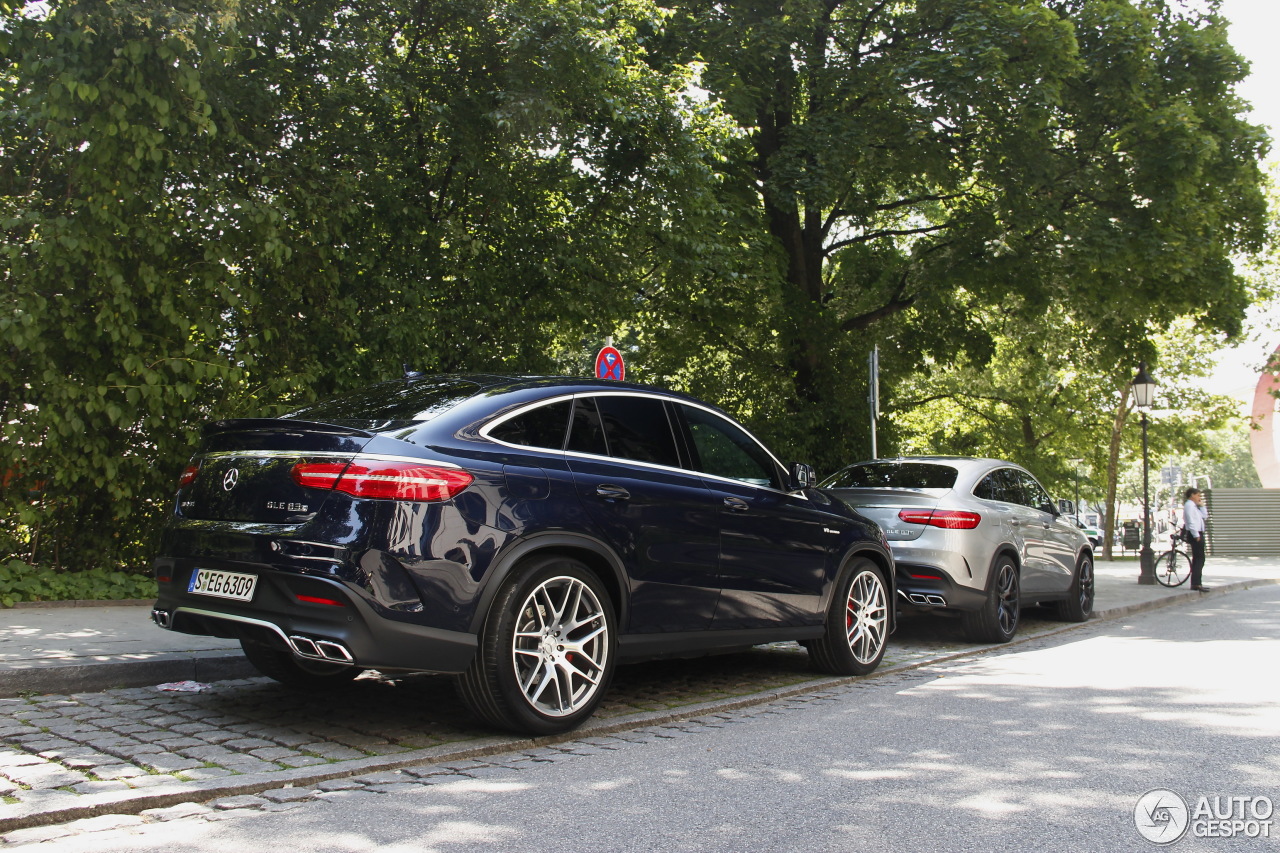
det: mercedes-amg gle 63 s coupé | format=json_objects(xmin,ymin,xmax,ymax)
[{"xmin": 152, "ymin": 375, "xmax": 894, "ymax": 734}]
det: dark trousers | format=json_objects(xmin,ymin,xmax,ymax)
[{"xmin": 1189, "ymin": 533, "xmax": 1207, "ymax": 587}]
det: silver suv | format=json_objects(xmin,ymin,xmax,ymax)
[{"xmin": 820, "ymin": 457, "xmax": 1093, "ymax": 643}]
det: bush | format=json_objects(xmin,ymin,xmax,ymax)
[{"xmin": 0, "ymin": 560, "xmax": 157, "ymax": 607}]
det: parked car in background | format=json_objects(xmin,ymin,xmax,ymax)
[
  {"xmin": 1080, "ymin": 524, "xmax": 1104, "ymax": 549},
  {"xmin": 152, "ymin": 374, "xmax": 894, "ymax": 735},
  {"xmin": 819, "ymin": 457, "xmax": 1093, "ymax": 643}
]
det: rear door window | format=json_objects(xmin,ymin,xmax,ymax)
[
  {"xmin": 591, "ymin": 395, "xmax": 681, "ymax": 468},
  {"xmin": 974, "ymin": 468, "xmax": 1024, "ymax": 504}
]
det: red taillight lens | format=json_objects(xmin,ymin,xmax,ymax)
[
  {"xmin": 898, "ymin": 509, "xmax": 981, "ymax": 530},
  {"xmin": 291, "ymin": 461, "xmax": 348, "ymax": 490},
  {"xmin": 291, "ymin": 460, "xmax": 473, "ymax": 502},
  {"xmin": 177, "ymin": 464, "xmax": 200, "ymax": 488}
]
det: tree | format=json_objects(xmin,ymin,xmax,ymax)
[
  {"xmin": 643, "ymin": 0, "xmax": 1269, "ymax": 470},
  {"xmin": 0, "ymin": 0, "xmax": 718, "ymax": 569}
]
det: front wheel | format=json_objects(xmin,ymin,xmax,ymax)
[
  {"xmin": 456, "ymin": 555, "xmax": 616, "ymax": 735},
  {"xmin": 1155, "ymin": 549, "xmax": 1191, "ymax": 587},
  {"xmin": 963, "ymin": 556, "xmax": 1020, "ymax": 644},
  {"xmin": 809, "ymin": 559, "xmax": 889, "ymax": 676}
]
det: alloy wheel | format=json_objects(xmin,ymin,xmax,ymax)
[{"xmin": 510, "ymin": 575, "xmax": 610, "ymax": 717}]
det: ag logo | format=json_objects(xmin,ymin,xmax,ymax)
[
  {"xmin": 1135, "ymin": 788, "xmax": 1189, "ymax": 844},
  {"xmin": 222, "ymin": 468, "xmax": 240, "ymax": 491}
]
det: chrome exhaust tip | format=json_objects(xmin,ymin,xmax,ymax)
[
  {"xmin": 151, "ymin": 609, "xmax": 172, "ymax": 629},
  {"xmin": 314, "ymin": 640, "xmax": 354, "ymax": 663},
  {"xmin": 287, "ymin": 635, "xmax": 354, "ymax": 665},
  {"xmin": 287, "ymin": 635, "xmax": 321, "ymax": 658}
]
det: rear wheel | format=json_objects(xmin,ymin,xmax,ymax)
[
  {"xmin": 239, "ymin": 640, "xmax": 361, "ymax": 689},
  {"xmin": 809, "ymin": 559, "xmax": 889, "ymax": 676},
  {"xmin": 963, "ymin": 556, "xmax": 1020, "ymax": 643},
  {"xmin": 456, "ymin": 555, "xmax": 615, "ymax": 735},
  {"xmin": 1053, "ymin": 555, "xmax": 1094, "ymax": 622}
]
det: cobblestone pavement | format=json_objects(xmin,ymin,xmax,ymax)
[
  {"xmin": 0, "ymin": 605, "xmax": 1088, "ymax": 840},
  {"xmin": 2, "ymin": 663, "xmax": 955, "ymax": 850}
]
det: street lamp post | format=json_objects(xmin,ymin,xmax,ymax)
[
  {"xmin": 1067, "ymin": 458, "xmax": 1082, "ymax": 523},
  {"xmin": 1132, "ymin": 362, "xmax": 1157, "ymax": 585}
]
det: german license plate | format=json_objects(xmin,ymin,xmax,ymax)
[{"xmin": 188, "ymin": 567, "xmax": 257, "ymax": 602}]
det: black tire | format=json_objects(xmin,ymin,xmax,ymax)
[
  {"xmin": 1155, "ymin": 549, "xmax": 1191, "ymax": 587},
  {"xmin": 1053, "ymin": 555, "xmax": 1094, "ymax": 622},
  {"xmin": 809, "ymin": 559, "xmax": 889, "ymax": 676},
  {"xmin": 239, "ymin": 639, "xmax": 361, "ymax": 690},
  {"xmin": 456, "ymin": 555, "xmax": 616, "ymax": 736},
  {"xmin": 963, "ymin": 555, "xmax": 1020, "ymax": 644}
]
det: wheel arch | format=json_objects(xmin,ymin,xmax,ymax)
[
  {"xmin": 835, "ymin": 545, "xmax": 897, "ymax": 633},
  {"xmin": 985, "ymin": 545, "xmax": 1023, "ymax": 591},
  {"xmin": 467, "ymin": 532, "xmax": 628, "ymax": 634}
]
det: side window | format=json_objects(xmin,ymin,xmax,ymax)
[
  {"xmin": 566, "ymin": 397, "xmax": 609, "ymax": 456},
  {"xmin": 593, "ymin": 396, "xmax": 681, "ymax": 468},
  {"xmin": 975, "ymin": 469, "xmax": 1021, "ymax": 504},
  {"xmin": 1019, "ymin": 473, "xmax": 1053, "ymax": 512},
  {"xmin": 679, "ymin": 404, "xmax": 780, "ymax": 489},
  {"xmin": 487, "ymin": 400, "xmax": 571, "ymax": 450},
  {"xmin": 973, "ymin": 474, "xmax": 995, "ymax": 501}
]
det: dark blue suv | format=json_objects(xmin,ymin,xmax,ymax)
[{"xmin": 152, "ymin": 375, "xmax": 894, "ymax": 734}]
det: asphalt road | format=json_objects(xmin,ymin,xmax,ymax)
[{"xmin": 15, "ymin": 584, "xmax": 1279, "ymax": 851}]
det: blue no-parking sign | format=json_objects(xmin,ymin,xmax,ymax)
[{"xmin": 595, "ymin": 346, "xmax": 625, "ymax": 381}]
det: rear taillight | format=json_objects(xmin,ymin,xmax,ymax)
[
  {"xmin": 898, "ymin": 509, "xmax": 981, "ymax": 530},
  {"xmin": 291, "ymin": 460, "xmax": 473, "ymax": 502},
  {"xmin": 177, "ymin": 464, "xmax": 200, "ymax": 488}
]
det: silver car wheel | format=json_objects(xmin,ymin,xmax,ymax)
[
  {"xmin": 846, "ymin": 568, "xmax": 888, "ymax": 664},
  {"xmin": 511, "ymin": 575, "xmax": 610, "ymax": 718},
  {"xmin": 995, "ymin": 561, "xmax": 1019, "ymax": 636}
]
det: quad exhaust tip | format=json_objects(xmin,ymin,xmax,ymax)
[
  {"xmin": 287, "ymin": 635, "xmax": 354, "ymax": 664},
  {"xmin": 900, "ymin": 592, "xmax": 948, "ymax": 607},
  {"xmin": 151, "ymin": 609, "xmax": 172, "ymax": 629}
]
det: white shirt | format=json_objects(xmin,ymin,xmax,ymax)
[{"xmin": 1183, "ymin": 499, "xmax": 1206, "ymax": 537}]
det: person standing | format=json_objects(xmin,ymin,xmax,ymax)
[{"xmin": 1183, "ymin": 488, "xmax": 1209, "ymax": 591}]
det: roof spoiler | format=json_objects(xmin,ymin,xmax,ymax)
[{"xmin": 202, "ymin": 418, "xmax": 375, "ymax": 438}]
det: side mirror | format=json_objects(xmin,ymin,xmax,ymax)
[
  {"xmin": 790, "ymin": 462, "xmax": 816, "ymax": 490},
  {"xmin": 1057, "ymin": 498, "xmax": 1075, "ymax": 516}
]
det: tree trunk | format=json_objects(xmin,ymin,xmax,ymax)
[{"xmin": 1102, "ymin": 386, "xmax": 1132, "ymax": 562}]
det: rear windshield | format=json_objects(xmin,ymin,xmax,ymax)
[
  {"xmin": 282, "ymin": 378, "xmax": 482, "ymax": 429},
  {"xmin": 821, "ymin": 462, "xmax": 958, "ymax": 490}
]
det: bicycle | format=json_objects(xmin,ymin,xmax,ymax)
[{"xmin": 1155, "ymin": 531, "xmax": 1192, "ymax": 588}]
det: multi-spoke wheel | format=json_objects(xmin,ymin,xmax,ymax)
[
  {"xmin": 1054, "ymin": 555, "xmax": 1095, "ymax": 622},
  {"xmin": 456, "ymin": 555, "xmax": 615, "ymax": 735},
  {"xmin": 963, "ymin": 556, "xmax": 1020, "ymax": 643},
  {"xmin": 1154, "ymin": 549, "xmax": 1191, "ymax": 588},
  {"xmin": 809, "ymin": 558, "xmax": 889, "ymax": 676}
]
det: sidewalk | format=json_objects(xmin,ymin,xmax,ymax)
[{"xmin": 0, "ymin": 556, "xmax": 1277, "ymax": 699}]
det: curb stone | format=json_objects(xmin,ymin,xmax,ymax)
[{"xmin": 2, "ymin": 577, "xmax": 1275, "ymax": 836}]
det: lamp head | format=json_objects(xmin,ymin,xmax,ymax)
[{"xmin": 1131, "ymin": 361, "xmax": 1156, "ymax": 409}]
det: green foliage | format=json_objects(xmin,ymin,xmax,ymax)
[
  {"xmin": 0, "ymin": 560, "xmax": 157, "ymax": 607},
  {"xmin": 1, "ymin": 0, "xmax": 1273, "ymax": 579}
]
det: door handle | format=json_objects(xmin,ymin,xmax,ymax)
[
  {"xmin": 595, "ymin": 484, "xmax": 630, "ymax": 501},
  {"xmin": 1010, "ymin": 519, "xmax": 1021, "ymax": 526},
  {"xmin": 723, "ymin": 496, "xmax": 749, "ymax": 512}
]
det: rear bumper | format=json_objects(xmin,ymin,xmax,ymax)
[
  {"xmin": 152, "ymin": 561, "xmax": 476, "ymax": 674},
  {"xmin": 894, "ymin": 565, "xmax": 988, "ymax": 612}
]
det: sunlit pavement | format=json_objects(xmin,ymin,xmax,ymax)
[{"xmin": 0, "ymin": 555, "xmax": 1275, "ymax": 838}]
